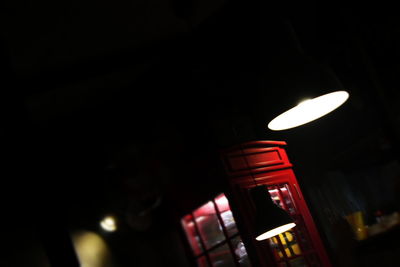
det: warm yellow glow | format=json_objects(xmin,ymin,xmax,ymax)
[
  {"xmin": 271, "ymin": 232, "xmax": 302, "ymax": 258},
  {"xmin": 71, "ymin": 231, "xmax": 113, "ymax": 267},
  {"xmin": 255, "ymin": 223, "xmax": 296, "ymax": 241},
  {"xmin": 268, "ymin": 91, "xmax": 349, "ymax": 131},
  {"xmin": 100, "ymin": 216, "xmax": 117, "ymax": 232}
]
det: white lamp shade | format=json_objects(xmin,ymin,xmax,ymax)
[{"xmin": 268, "ymin": 91, "xmax": 349, "ymax": 131}]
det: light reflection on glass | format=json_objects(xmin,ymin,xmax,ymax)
[
  {"xmin": 215, "ymin": 194, "xmax": 238, "ymax": 237},
  {"xmin": 194, "ymin": 201, "xmax": 225, "ymax": 249},
  {"xmin": 232, "ymin": 236, "xmax": 252, "ymax": 267},
  {"xmin": 181, "ymin": 215, "xmax": 203, "ymax": 255}
]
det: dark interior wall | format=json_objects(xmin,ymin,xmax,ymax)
[
  {"xmin": 0, "ymin": 224, "xmax": 51, "ymax": 267},
  {"xmin": 0, "ymin": 1, "xmax": 249, "ymax": 266}
]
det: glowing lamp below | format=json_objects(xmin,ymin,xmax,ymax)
[
  {"xmin": 100, "ymin": 216, "xmax": 117, "ymax": 232},
  {"xmin": 250, "ymin": 186, "xmax": 296, "ymax": 241},
  {"xmin": 256, "ymin": 223, "xmax": 296, "ymax": 241},
  {"xmin": 268, "ymin": 91, "xmax": 349, "ymax": 131}
]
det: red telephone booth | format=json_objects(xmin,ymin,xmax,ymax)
[{"xmin": 220, "ymin": 140, "xmax": 332, "ymax": 267}]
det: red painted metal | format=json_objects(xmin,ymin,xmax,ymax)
[{"xmin": 221, "ymin": 140, "xmax": 332, "ymax": 267}]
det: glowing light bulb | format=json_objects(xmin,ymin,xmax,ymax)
[
  {"xmin": 268, "ymin": 91, "xmax": 349, "ymax": 131},
  {"xmin": 298, "ymin": 99, "xmax": 312, "ymax": 106},
  {"xmin": 255, "ymin": 223, "xmax": 296, "ymax": 241},
  {"xmin": 100, "ymin": 216, "xmax": 117, "ymax": 232}
]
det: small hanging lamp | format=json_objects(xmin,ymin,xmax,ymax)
[
  {"xmin": 250, "ymin": 185, "xmax": 296, "ymax": 240},
  {"xmin": 265, "ymin": 54, "xmax": 350, "ymax": 131}
]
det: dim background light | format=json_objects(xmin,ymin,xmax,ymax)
[
  {"xmin": 71, "ymin": 231, "xmax": 114, "ymax": 267},
  {"xmin": 100, "ymin": 216, "xmax": 117, "ymax": 232}
]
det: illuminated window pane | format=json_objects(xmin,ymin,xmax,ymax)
[
  {"xmin": 193, "ymin": 201, "xmax": 225, "ymax": 249},
  {"xmin": 269, "ymin": 230, "xmax": 302, "ymax": 259},
  {"xmin": 280, "ymin": 185, "xmax": 297, "ymax": 215},
  {"xmin": 181, "ymin": 215, "xmax": 203, "ymax": 255},
  {"xmin": 268, "ymin": 185, "xmax": 297, "ymax": 215},
  {"xmin": 231, "ymin": 236, "xmax": 252, "ymax": 267},
  {"xmin": 215, "ymin": 194, "xmax": 238, "ymax": 237},
  {"xmin": 268, "ymin": 187, "xmax": 283, "ymax": 208}
]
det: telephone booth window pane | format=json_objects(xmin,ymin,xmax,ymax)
[
  {"xmin": 181, "ymin": 215, "xmax": 203, "ymax": 255},
  {"xmin": 268, "ymin": 185, "xmax": 297, "ymax": 214},
  {"xmin": 268, "ymin": 187, "xmax": 283, "ymax": 208},
  {"xmin": 280, "ymin": 184, "xmax": 297, "ymax": 214},
  {"xmin": 193, "ymin": 201, "xmax": 225, "ymax": 249},
  {"xmin": 231, "ymin": 236, "xmax": 252, "ymax": 266},
  {"xmin": 269, "ymin": 230, "xmax": 302, "ymax": 259},
  {"xmin": 209, "ymin": 243, "xmax": 236, "ymax": 267},
  {"xmin": 197, "ymin": 256, "xmax": 209, "ymax": 267},
  {"xmin": 215, "ymin": 194, "xmax": 238, "ymax": 237}
]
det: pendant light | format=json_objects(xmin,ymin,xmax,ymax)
[
  {"xmin": 260, "ymin": 19, "xmax": 349, "ymax": 131},
  {"xmin": 250, "ymin": 185, "xmax": 296, "ymax": 241},
  {"xmin": 268, "ymin": 90, "xmax": 349, "ymax": 131}
]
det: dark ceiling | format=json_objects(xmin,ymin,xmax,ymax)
[{"xmin": 1, "ymin": 0, "xmax": 254, "ymax": 239}]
